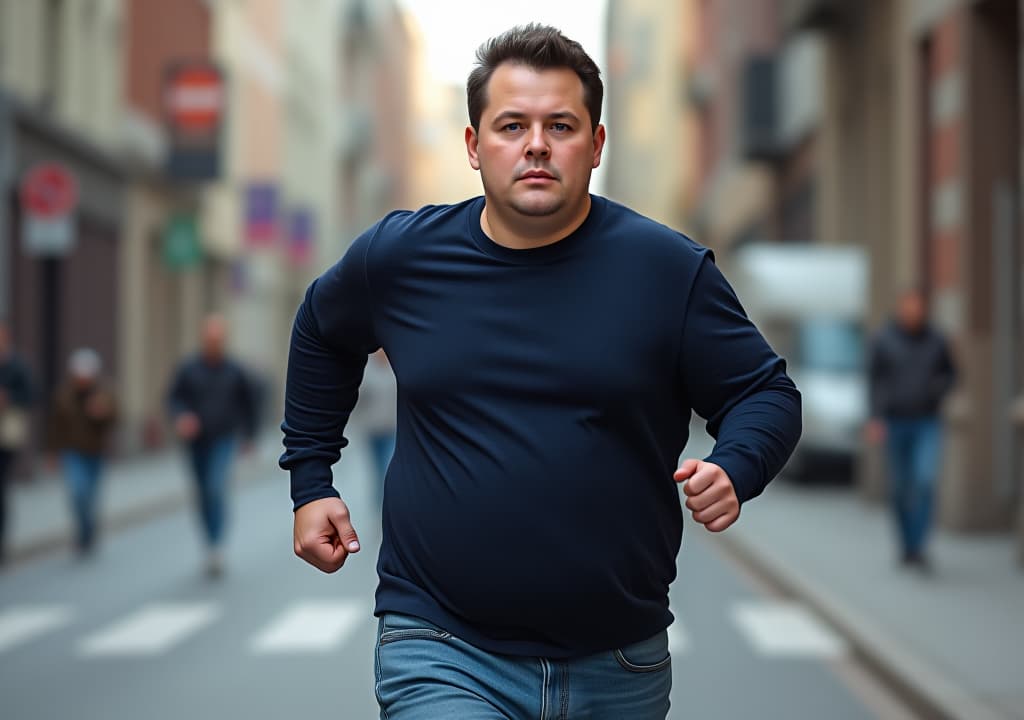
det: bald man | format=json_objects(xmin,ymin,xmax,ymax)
[{"xmin": 168, "ymin": 314, "xmax": 259, "ymax": 577}]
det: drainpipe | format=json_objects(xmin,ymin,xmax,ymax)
[{"xmin": 0, "ymin": 91, "xmax": 11, "ymax": 318}]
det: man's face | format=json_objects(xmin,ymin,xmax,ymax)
[
  {"xmin": 202, "ymin": 317, "xmax": 227, "ymax": 361},
  {"xmin": 898, "ymin": 292, "xmax": 926, "ymax": 332},
  {"xmin": 466, "ymin": 64, "xmax": 605, "ymax": 223}
]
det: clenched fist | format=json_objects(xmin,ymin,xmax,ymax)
[
  {"xmin": 673, "ymin": 459, "xmax": 740, "ymax": 533},
  {"xmin": 293, "ymin": 497, "xmax": 361, "ymax": 573}
]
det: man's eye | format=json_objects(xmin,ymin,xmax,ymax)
[
  {"xmin": 503, "ymin": 123, "xmax": 522, "ymax": 132},
  {"xmin": 552, "ymin": 123, "xmax": 571, "ymax": 132}
]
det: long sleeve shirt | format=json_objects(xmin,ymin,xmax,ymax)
[{"xmin": 281, "ymin": 195, "xmax": 802, "ymax": 658}]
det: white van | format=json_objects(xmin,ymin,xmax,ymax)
[{"xmin": 726, "ymin": 243, "xmax": 869, "ymax": 481}]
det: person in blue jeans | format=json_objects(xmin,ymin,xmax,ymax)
[
  {"xmin": 282, "ymin": 25, "xmax": 801, "ymax": 719},
  {"xmin": 867, "ymin": 289, "xmax": 957, "ymax": 571},
  {"xmin": 0, "ymin": 319, "xmax": 34, "ymax": 564},
  {"xmin": 168, "ymin": 314, "xmax": 258, "ymax": 578},
  {"xmin": 47, "ymin": 348, "xmax": 118, "ymax": 557}
]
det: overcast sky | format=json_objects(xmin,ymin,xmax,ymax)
[{"xmin": 397, "ymin": 1, "xmax": 609, "ymax": 87}]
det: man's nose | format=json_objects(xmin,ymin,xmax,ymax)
[{"xmin": 525, "ymin": 126, "xmax": 550, "ymax": 158}]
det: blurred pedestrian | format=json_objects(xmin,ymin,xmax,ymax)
[
  {"xmin": 356, "ymin": 350, "xmax": 397, "ymax": 505},
  {"xmin": 282, "ymin": 24, "xmax": 801, "ymax": 719},
  {"xmin": 47, "ymin": 348, "xmax": 118, "ymax": 558},
  {"xmin": 168, "ymin": 313, "xmax": 258, "ymax": 578},
  {"xmin": 0, "ymin": 320, "xmax": 34, "ymax": 564},
  {"xmin": 867, "ymin": 289, "xmax": 956, "ymax": 572}
]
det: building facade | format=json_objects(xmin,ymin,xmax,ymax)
[
  {"xmin": 787, "ymin": 0, "xmax": 1023, "ymax": 559},
  {"xmin": 682, "ymin": 0, "xmax": 1024, "ymax": 560},
  {"xmin": 0, "ymin": 0, "xmax": 129, "ymax": 458}
]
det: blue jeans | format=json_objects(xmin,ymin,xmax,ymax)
[
  {"xmin": 885, "ymin": 418, "xmax": 941, "ymax": 557},
  {"xmin": 62, "ymin": 452, "xmax": 103, "ymax": 552},
  {"xmin": 188, "ymin": 437, "xmax": 236, "ymax": 547},
  {"xmin": 374, "ymin": 613, "xmax": 671, "ymax": 719}
]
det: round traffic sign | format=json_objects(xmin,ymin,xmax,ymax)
[{"xmin": 20, "ymin": 163, "xmax": 78, "ymax": 218}]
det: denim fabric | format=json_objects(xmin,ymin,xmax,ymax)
[
  {"xmin": 374, "ymin": 613, "xmax": 671, "ymax": 720},
  {"xmin": 61, "ymin": 451, "xmax": 103, "ymax": 551},
  {"xmin": 188, "ymin": 437, "xmax": 237, "ymax": 547},
  {"xmin": 885, "ymin": 418, "xmax": 941, "ymax": 556}
]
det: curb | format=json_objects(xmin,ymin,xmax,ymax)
[{"xmin": 714, "ymin": 530, "xmax": 1010, "ymax": 720}]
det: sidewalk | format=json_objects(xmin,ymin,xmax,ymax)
[
  {"xmin": 720, "ymin": 481, "xmax": 1024, "ymax": 720},
  {"xmin": 3, "ymin": 432, "xmax": 285, "ymax": 564}
]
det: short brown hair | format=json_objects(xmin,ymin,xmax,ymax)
[{"xmin": 467, "ymin": 24, "xmax": 603, "ymax": 133}]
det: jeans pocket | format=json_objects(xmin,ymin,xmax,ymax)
[
  {"xmin": 379, "ymin": 613, "xmax": 452, "ymax": 646},
  {"xmin": 613, "ymin": 630, "xmax": 671, "ymax": 673}
]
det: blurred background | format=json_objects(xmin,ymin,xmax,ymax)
[{"xmin": 0, "ymin": 1, "xmax": 1022, "ymax": 719}]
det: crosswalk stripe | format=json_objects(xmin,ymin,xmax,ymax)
[
  {"xmin": 79, "ymin": 603, "xmax": 219, "ymax": 657},
  {"xmin": 0, "ymin": 606, "xmax": 73, "ymax": 653},
  {"xmin": 731, "ymin": 601, "xmax": 847, "ymax": 658},
  {"xmin": 251, "ymin": 600, "xmax": 364, "ymax": 654},
  {"xmin": 3, "ymin": 598, "xmax": 855, "ymax": 661}
]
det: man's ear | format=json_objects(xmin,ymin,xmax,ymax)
[
  {"xmin": 466, "ymin": 126, "xmax": 481, "ymax": 171},
  {"xmin": 592, "ymin": 124, "xmax": 606, "ymax": 169}
]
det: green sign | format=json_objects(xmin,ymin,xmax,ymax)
[{"xmin": 162, "ymin": 214, "xmax": 203, "ymax": 269}]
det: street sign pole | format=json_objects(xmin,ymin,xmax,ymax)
[{"xmin": 0, "ymin": 91, "xmax": 11, "ymax": 318}]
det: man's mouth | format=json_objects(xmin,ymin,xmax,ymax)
[{"xmin": 519, "ymin": 170, "xmax": 556, "ymax": 181}]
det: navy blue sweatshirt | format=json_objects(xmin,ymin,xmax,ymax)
[{"xmin": 281, "ymin": 195, "xmax": 801, "ymax": 658}]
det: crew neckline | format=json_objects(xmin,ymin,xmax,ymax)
[{"xmin": 467, "ymin": 195, "xmax": 605, "ymax": 265}]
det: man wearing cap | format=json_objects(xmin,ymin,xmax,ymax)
[{"xmin": 47, "ymin": 348, "xmax": 118, "ymax": 557}]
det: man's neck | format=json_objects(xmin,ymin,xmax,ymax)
[{"xmin": 480, "ymin": 196, "xmax": 591, "ymax": 250}]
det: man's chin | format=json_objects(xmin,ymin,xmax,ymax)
[{"xmin": 509, "ymin": 197, "xmax": 563, "ymax": 218}]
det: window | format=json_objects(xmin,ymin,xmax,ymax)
[{"xmin": 797, "ymin": 319, "xmax": 864, "ymax": 373}]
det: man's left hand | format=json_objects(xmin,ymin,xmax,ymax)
[{"xmin": 673, "ymin": 459, "xmax": 740, "ymax": 532}]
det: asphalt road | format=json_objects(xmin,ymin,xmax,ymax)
[{"xmin": 0, "ymin": 433, "xmax": 918, "ymax": 720}]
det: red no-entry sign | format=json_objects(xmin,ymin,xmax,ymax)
[
  {"xmin": 165, "ymin": 65, "xmax": 224, "ymax": 133},
  {"xmin": 20, "ymin": 162, "xmax": 78, "ymax": 256},
  {"xmin": 20, "ymin": 163, "xmax": 78, "ymax": 219}
]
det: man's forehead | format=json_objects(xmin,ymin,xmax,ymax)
[{"xmin": 483, "ymin": 64, "xmax": 586, "ymax": 111}]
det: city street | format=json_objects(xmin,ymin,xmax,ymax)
[{"xmin": 0, "ymin": 430, "xmax": 918, "ymax": 720}]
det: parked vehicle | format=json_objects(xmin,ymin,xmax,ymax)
[{"xmin": 726, "ymin": 243, "xmax": 868, "ymax": 481}]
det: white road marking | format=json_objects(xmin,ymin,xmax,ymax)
[
  {"xmin": 251, "ymin": 600, "xmax": 364, "ymax": 654},
  {"xmin": 732, "ymin": 601, "xmax": 847, "ymax": 658},
  {"xmin": 0, "ymin": 606, "xmax": 73, "ymax": 653},
  {"xmin": 79, "ymin": 603, "xmax": 219, "ymax": 657}
]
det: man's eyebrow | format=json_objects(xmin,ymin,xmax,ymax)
[
  {"xmin": 547, "ymin": 111, "xmax": 581, "ymax": 123},
  {"xmin": 490, "ymin": 110, "xmax": 582, "ymax": 124}
]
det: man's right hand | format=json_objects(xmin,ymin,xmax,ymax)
[
  {"xmin": 174, "ymin": 412, "xmax": 201, "ymax": 440},
  {"xmin": 293, "ymin": 497, "xmax": 361, "ymax": 573},
  {"xmin": 865, "ymin": 419, "xmax": 886, "ymax": 445}
]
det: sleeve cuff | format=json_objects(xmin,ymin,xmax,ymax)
[{"xmin": 704, "ymin": 449, "xmax": 765, "ymax": 504}]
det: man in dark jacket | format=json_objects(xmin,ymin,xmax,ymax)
[
  {"xmin": 867, "ymin": 289, "xmax": 957, "ymax": 570},
  {"xmin": 48, "ymin": 348, "xmax": 118, "ymax": 557},
  {"xmin": 0, "ymin": 320, "xmax": 34, "ymax": 563},
  {"xmin": 168, "ymin": 314, "xmax": 258, "ymax": 577}
]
